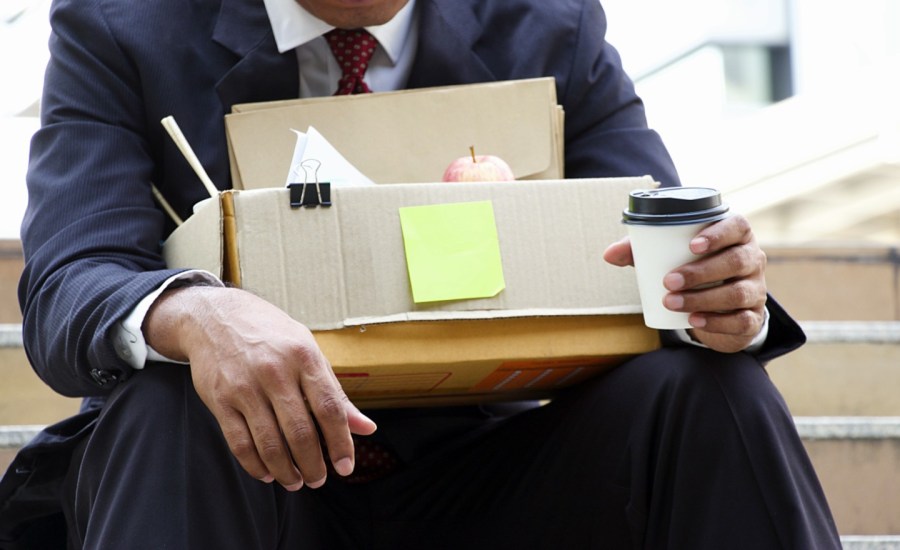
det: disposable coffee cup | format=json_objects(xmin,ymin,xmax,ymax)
[{"xmin": 622, "ymin": 187, "xmax": 729, "ymax": 329}]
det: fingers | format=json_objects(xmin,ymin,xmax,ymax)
[
  {"xmin": 602, "ymin": 236, "xmax": 633, "ymax": 267},
  {"xmin": 689, "ymin": 214, "xmax": 753, "ymax": 255},
  {"xmin": 295, "ymin": 352, "xmax": 355, "ymax": 480},
  {"xmin": 689, "ymin": 308, "xmax": 764, "ymax": 339},
  {"xmin": 662, "ymin": 214, "xmax": 768, "ymax": 351},
  {"xmin": 181, "ymin": 289, "xmax": 373, "ymax": 490},
  {"xmin": 347, "ymin": 402, "xmax": 378, "ymax": 436},
  {"xmin": 248, "ymin": 401, "xmax": 307, "ymax": 490},
  {"xmin": 211, "ymin": 367, "xmax": 370, "ymax": 491},
  {"xmin": 270, "ymin": 387, "xmax": 327, "ymax": 488},
  {"xmin": 290, "ymin": 342, "xmax": 379, "ymax": 480},
  {"xmin": 665, "ymin": 215, "xmax": 765, "ymax": 291},
  {"xmin": 217, "ymin": 407, "xmax": 275, "ymax": 484},
  {"xmin": 606, "ymin": 214, "xmax": 769, "ymax": 353},
  {"xmin": 211, "ymin": 374, "xmax": 310, "ymax": 491},
  {"xmin": 325, "ymin": 366, "xmax": 377, "ymax": 437},
  {"xmin": 261, "ymin": 342, "xmax": 364, "ymax": 487},
  {"xmin": 664, "ymin": 243, "xmax": 765, "ymax": 293},
  {"xmin": 665, "ymin": 277, "xmax": 766, "ymax": 312},
  {"xmin": 211, "ymin": 363, "xmax": 361, "ymax": 490},
  {"xmin": 665, "ymin": 279, "xmax": 767, "ymax": 353}
]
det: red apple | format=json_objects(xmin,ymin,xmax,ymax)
[{"xmin": 442, "ymin": 146, "xmax": 515, "ymax": 182}]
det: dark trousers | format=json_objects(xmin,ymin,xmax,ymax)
[{"xmin": 62, "ymin": 347, "xmax": 841, "ymax": 549}]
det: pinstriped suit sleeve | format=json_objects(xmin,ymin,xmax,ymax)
[{"xmin": 19, "ymin": 0, "xmax": 193, "ymax": 396}]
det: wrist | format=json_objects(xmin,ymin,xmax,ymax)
[{"xmin": 144, "ymin": 285, "xmax": 231, "ymax": 362}]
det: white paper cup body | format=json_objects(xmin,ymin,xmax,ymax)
[{"xmin": 626, "ymin": 221, "xmax": 711, "ymax": 329}]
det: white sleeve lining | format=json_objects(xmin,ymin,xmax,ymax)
[{"xmin": 114, "ymin": 270, "xmax": 224, "ymax": 369}]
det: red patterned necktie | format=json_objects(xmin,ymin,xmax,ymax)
[
  {"xmin": 325, "ymin": 28, "xmax": 377, "ymax": 95},
  {"xmin": 323, "ymin": 433, "xmax": 400, "ymax": 484}
]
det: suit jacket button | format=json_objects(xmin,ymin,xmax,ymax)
[{"xmin": 90, "ymin": 368, "xmax": 118, "ymax": 386}]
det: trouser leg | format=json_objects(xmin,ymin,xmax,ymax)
[
  {"xmin": 363, "ymin": 347, "xmax": 841, "ymax": 549},
  {"xmin": 60, "ymin": 347, "xmax": 842, "ymax": 549},
  {"xmin": 62, "ymin": 365, "xmax": 285, "ymax": 550}
]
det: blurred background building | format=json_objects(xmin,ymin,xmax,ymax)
[{"xmin": 605, "ymin": 0, "xmax": 900, "ymax": 245}]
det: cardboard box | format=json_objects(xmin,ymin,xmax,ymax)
[
  {"xmin": 163, "ymin": 178, "xmax": 661, "ymax": 408},
  {"xmin": 224, "ymin": 77, "xmax": 565, "ymax": 188}
]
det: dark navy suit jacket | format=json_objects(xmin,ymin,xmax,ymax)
[{"xmin": 19, "ymin": 0, "xmax": 802, "ymax": 399}]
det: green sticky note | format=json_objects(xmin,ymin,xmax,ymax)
[{"xmin": 399, "ymin": 200, "xmax": 505, "ymax": 303}]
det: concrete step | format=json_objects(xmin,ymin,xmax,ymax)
[
  {"xmin": 796, "ymin": 417, "xmax": 900, "ymax": 536},
  {"xmin": 841, "ymin": 536, "xmax": 900, "ymax": 549},
  {"xmin": 768, "ymin": 321, "xmax": 900, "ymax": 416},
  {"xmin": 844, "ymin": 536, "xmax": 900, "ymax": 549},
  {"xmin": 0, "ymin": 324, "xmax": 81, "ymax": 424}
]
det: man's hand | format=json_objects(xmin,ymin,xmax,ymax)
[
  {"xmin": 604, "ymin": 214, "xmax": 767, "ymax": 353},
  {"xmin": 143, "ymin": 286, "xmax": 376, "ymax": 490}
]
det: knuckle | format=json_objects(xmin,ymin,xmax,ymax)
[
  {"xmin": 227, "ymin": 435, "xmax": 257, "ymax": 460},
  {"xmin": 730, "ymin": 214, "xmax": 753, "ymax": 238},
  {"xmin": 257, "ymin": 439, "xmax": 285, "ymax": 462},
  {"xmin": 727, "ymin": 247, "xmax": 752, "ymax": 274},
  {"xmin": 313, "ymin": 393, "xmax": 348, "ymax": 423},
  {"xmin": 284, "ymin": 421, "xmax": 318, "ymax": 447},
  {"xmin": 229, "ymin": 377, "xmax": 257, "ymax": 399},
  {"xmin": 254, "ymin": 359, "xmax": 288, "ymax": 384},
  {"xmin": 288, "ymin": 341, "xmax": 322, "ymax": 367},
  {"xmin": 733, "ymin": 214, "xmax": 751, "ymax": 231},
  {"xmin": 734, "ymin": 310, "xmax": 759, "ymax": 335},
  {"xmin": 729, "ymin": 282, "xmax": 755, "ymax": 308}
]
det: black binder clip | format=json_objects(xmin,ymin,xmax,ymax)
[{"xmin": 288, "ymin": 159, "xmax": 332, "ymax": 208}]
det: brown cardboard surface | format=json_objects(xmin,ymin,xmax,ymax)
[
  {"xmin": 169, "ymin": 178, "xmax": 656, "ymax": 327},
  {"xmin": 163, "ymin": 177, "xmax": 661, "ymax": 405},
  {"xmin": 317, "ymin": 315, "xmax": 659, "ymax": 408},
  {"xmin": 225, "ymin": 78, "xmax": 563, "ymax": 188}
]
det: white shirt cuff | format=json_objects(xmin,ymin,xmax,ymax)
[
  {"xmin": 114, "ymin": 270, "xmax": 224, "ymax": 369},
  {"xmin": 669, "ymin": 306, "xmax": 770, "ymax": 354}
]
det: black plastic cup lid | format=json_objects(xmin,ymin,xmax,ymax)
[{"xmin": 622, "ymin": 187, "xmax": 729, "ymax": 225}]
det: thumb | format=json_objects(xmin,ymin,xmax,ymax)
[
  {"xmin": 346, "ymin": 403, "xmax": 378, "ymax": 436},
  {"xmin": 603, "ymin": 236, "xmax": 634, "ymax": 267}
]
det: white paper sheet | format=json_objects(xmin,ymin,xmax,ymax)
[{"xmin": 286, "ymin": 126, "xmax": 375, "ymax": 188}]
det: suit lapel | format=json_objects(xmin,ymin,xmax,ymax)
[
  {"xmin": 212, "ymin": 0, "xmax": 299, "ymax": 109},
  {"xmin": 406, "ymin": 0, "xmax": 497, "ymax": 88},
  {"xmin": 211, "ymin": 0, "xmax": 496, "ymax": 104}
]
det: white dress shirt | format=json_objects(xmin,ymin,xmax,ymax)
[
  {"xmin": 114, "ymin": 0, "xmax": 766, "ymax": 368},
  {"xmin": 264, "ymin": 0, "xmax": 418, "ymax": 98}
]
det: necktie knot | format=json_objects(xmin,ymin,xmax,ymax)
[{"xmin": 325, "ymin": 28, "xmax": 377, "ymax": 95}]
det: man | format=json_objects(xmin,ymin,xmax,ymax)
[{"xmin": 1, "ymin": 0, "xmax": 841, "ymax": 547}]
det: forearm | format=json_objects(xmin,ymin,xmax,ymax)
[
  {"xmin": 19, "ymin": 256, "xmax": 183, "ymax": 396},
  {"xmin": 142, "ymin": 285, "xmax": 238, "ymax": 364},
  {"xmin": 21, "ymin": 115, "xmax": 180, "ymax": 396}
]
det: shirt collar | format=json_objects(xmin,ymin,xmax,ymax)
[{"xmin": 263, "ymin": 0, "xmax": 416, "ymax": 63}]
